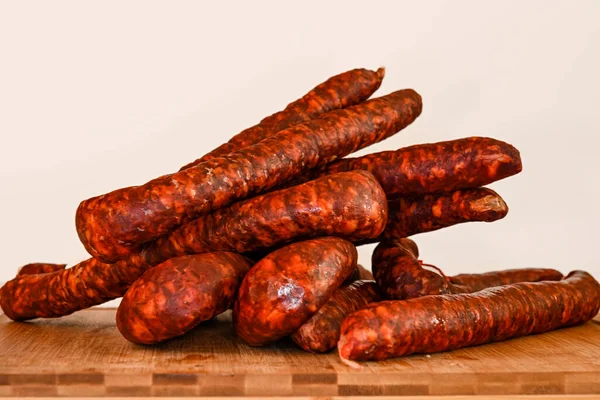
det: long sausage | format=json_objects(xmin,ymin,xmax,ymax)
[
  {"xmin": 288, "ymin": 137, "xmax": 522, "ymax": 197},
  {"xmin": 1, "ymin": 171, "xmax": 386, "ymax": 320},
  {"xmin": 180, "ymin": 68, "xmax": 385, "ymax": 169},
  {"xmin": 233, "ymin": 237, "xmax": 357, "ymax": 346},
  {"xmin": 291, "ymin": 280, "xmax": 380, "ymax": 353},
  {"xmin": 372, "ymin": 239, "xmax": 563, "ymax": 300},
  {"xmin": 338, "ymin": 271, "xmax": 600, "ymax": 365},
  {"xmin": 116, "ymin": 253, "xmax": 252, "ymax": 344},
  {"xmin": 76, "ymin": 89, "xmax": 422, "ymax": 263}
]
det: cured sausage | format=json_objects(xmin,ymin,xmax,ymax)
[
  {"xmin": 291, "ymin": 280, "xmax": 380, "ymax": 353},
  {"xmin": 233, "ymin": 237, "xmax": 357, "ymax": 346},
  {"xmin": 116, "ymin": 253, "xmax": 252, "ymax": 344},
  {"xmin": 17, "ymin": 263, "xmax": 66, "ymax": 276},
  {"xmin": 291, "ymin": 137, "xmax": 522, "ymax": 198},
  {"xmin": 76, "ymin": 89, "xmax": 422, "ymax": 263},
  {"xmin": 1, "ymin": 171, "xmax": 386, "ymax": 321},
  {"xmin": 144, "ymin": 170, "xmax": 387, "ymax": 265},
  {"xmin": 338, "ymin": 271, "xmax": 600, "ymax": 365},
  {"xmin": 382, "ymin": 188, "xmax": 508, "ymax": 240},
  {"xmin": 372, "ymin": 239, "xmax": 563, "ymax": 300},
  {"xmin": 180, "ymin": 68, "xmax": 385, "ymax": 169}
]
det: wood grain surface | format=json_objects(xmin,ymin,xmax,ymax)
[{"xmin": 1, "ymin": 309, "xmax": 599, "ymax": 397}]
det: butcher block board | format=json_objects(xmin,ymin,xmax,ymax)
[{"xmin": 1, "ymin": 309, "xmax": 600, "ymax": 398}]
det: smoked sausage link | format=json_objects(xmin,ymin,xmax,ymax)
[
  {"xmin": 450, "ymin": 268, "xmax": 564, "ymax": 292},
  {"xmin": 76, "ymin": 89, "xmax": 422, "ymax": 263},
  {"xmin": 180, "ymin": 68, "xmax": 385, "ymax": 169},
  {"xmin": 117, "ymin": 253, "xmax": 252, "ymax": 344},
  {"xmin": 233, "ymin": 237, "xmax": 357, "ymax": 346},
  {"xmin": 291, "ymin": 280, "xmax": 381, "ymax": 353},
  {"xmin": 338, "ymin": 271, "xmax": 600, "ymax": 364},
  {"xmin": 291, "ymin": 137, "xmax": 522, "ymax": 197}
]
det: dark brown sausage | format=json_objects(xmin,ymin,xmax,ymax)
[
  {"xmin": 76, "ymin": 89, "xmax": 422, "ymax": 263},
  {"xmin": 233, "ymin": 237, "xmax": 357, "ymax": 346},
  {"xmin": 180, "ymin": 68, "xmax": 385, "ymax": 169},
  {"xmin": 338, "ymin": 271, "xmax": 600, "ymax": 365},
  {"xmin": 372, "ymin": 239, "xmax": 564, "ymax": 300},
  {"xmin": 291, "ymin": 280, "xmax": 381, "ymax": 353},
  {"xmin": 1, "ymin": 171, "xmax": 386, "ymax": 321},
  {"xmin": 292, "ymin": 137, "xmax": 522, "ymax": 198},
  {"xmin": 17, "ymin": 263, "xmax": 67, "ymax": 276},
  {"xmin": 144, "ymin": 170, "xmax": 387, "ymax": 265},
  {"xmin": 116, "ymin": 253, "xmax": 252, "ymax": 344}
]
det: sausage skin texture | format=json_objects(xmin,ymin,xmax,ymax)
[
  {"xmin": 17, "ymin": 263, "xmax": 67, "ymax": 276},
  {"xmin": 76, "ymin": 89, "xmax": 423, "ymax": 263},
  {"xmin": 294, "ymin": 137, "xmax": 522, "ymax": 198},
  {"xmin": 0, "ymin": 171, "xmax": 386, "ymax": 321},
  {"xmin": 372, "ymin": 239, "xmax": 563, "ymax": 300},
  {"xmin": 180, "ymin": 68, "xmax": 385, "ymax": 169},
  {"xmin": 116, "ymin": 253, "xmax": 252, "ymax": 344},
  {"xmin": 338, "ymin": 271, "xmax": 600, "ymax": 364},
  {"xmin": 233, "ymin": 237, "xmax": 357, "ymax": 346},
  {"xmin": 291, "ymin": 280, "xmax": 381, "ymax": 353}
]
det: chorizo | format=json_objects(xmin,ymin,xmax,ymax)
[
  {"xmin": 338, "ymin": 271, "xmax": 600, "ymax": 365},
  {"xmin": 76, "ymin": 89, "xmax": 422, "ymax": 263},
  {"xmin": 372, "ymin": 239, "xmax": 563, "ymax": 300},
  {"xmin": 291, "ymin": 280, "xmax": 381, "ymax": 353},
  {"xmin": 17, "ymin": 263, "xmax": 67, "ymax": 276},
  {"xmin": 1, "ymin": 171, "xmax": 386, "ymax": 321},
  {"xmin": 233, "ymin": 237, "xmax": 357, "ymax": 346},
  {"xmin": 180, "ymin": 67, "xmax": 385, "ymax": 169},
  {"xmin": 292, "ymin": 136, "xmax": 522, "ymax": 197},
  {"xmin": 116, "ymin": 253, "xmax": 252, "ymax": 344}
]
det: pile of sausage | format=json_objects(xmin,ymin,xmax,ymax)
[{"xmin": 2, "ymin": 67, "xmax": 599, "ymax": 368}]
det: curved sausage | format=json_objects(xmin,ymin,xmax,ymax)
[
  {"xmin": 338, "ymin": 271, "xmax": 600, "ymax": 365},
  {"xmin": 76, "ymin": 89, "xmax": 422, "ymax": 263},
  {"xmin": 292, "ymin": 137, "xmax": 522, "ymax": 197},
  {"xmin": 1, "ymin": 170, "xmax": 386, "ymax": 321},
  {"xmin": 17, "ymin": 263, "xmax": 67, "ymax": 276},
  {"xmin": 372, "ymin": 239, "xmax": 563, "ymax": 300},
  {"xmin": 180, "ymin": 68, "xmax": 385, "ymax": 169},
  {"xmin": 233, "ymin": 237, "xmax": 357, "ymax": 346},
  {"xmin": 116, "ymin": 253, "xmax": 252, "ymax": 344},
  {"xmin": 291, "ymin": 280, "xmax": 381, "ymax": 353}
]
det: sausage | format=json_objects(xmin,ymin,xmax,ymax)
[
  {"xmin": 291, "ymin": 280, "xmax": 381, "ymax": 353},
  {"xmin": 180, "ymin": 68, "xmax": 385, "ymax": 169},
  {"xmin": 116, "ymin": 253, "xmax": 252, "ymax": 344},
  {"xmin": 233, "ymin": 237, "xmax": 357, "ymax": 346},
  {"xmin": 17, "ymin": 263, "xmax": 67, "ymax": 276},
  {"xmin": 290, "ymin": 137, "xmax": 522, "ymax": 198},
  {"xmin": 372, "ymin": 239, "xmax": 563, "ymax": 300},
  {"xmin": 76, "ymin": 89, "xmax": 422, "ymax": 263},
  {"xmin": 338, "ymin": 271, "xmax": 600, "ymax": 365},
  {"xmin": 1, "ymin": 171, "xmax": 386, "ymax": 321},
  {"xmin": 383, "ymin": 187, "xmax": 508, "ymax": 240},
  {"xmin": 144, "ymin": 170, "xmax": 388, "ymax": 265}
]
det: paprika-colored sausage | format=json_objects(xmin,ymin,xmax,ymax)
[
  {"xmin": 292, "ymin": 137, "xmax": 522, "ymax": 198},
  {"xmin": 233, "ymin": 237, "xmax": 357, "ymax": 346},
  {"xmin": 116, "ymin": 253, "xmax": 252, "ymax": 344},
  {"xmin": 180, "ymin": 68, "xmax": 385, "ymax": 169},
  {"xmin": 17, "ymin": 263, "xmax": 67, "ymax": 276},
  {"xmin": 291, "ymin": 280, "xmax": 380, "ymax": 353},
  {"xmin": 1, "ymin": 171, "xmax": 386, "ymax": 321},
  {"xmin": 76, "ymin": 89, "xmax": 422, "ymax": 263},
  {"xmin": 338, "ymin": 271, "xmax": 600, "ymax": 365}
]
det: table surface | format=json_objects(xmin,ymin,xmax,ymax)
[{"xmin": 1, "ymin": 309, "xmax": 599, "ymax": 398}]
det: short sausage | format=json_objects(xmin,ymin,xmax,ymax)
[
  {"xmin": 233, "ymin": 237, "xmax": 357, "ymax": 346},
  {"xmin": 338, "ymin": 271, "xmax": 600, "ymax": 365},
  {"xmin": 116, "ymin": 253, "xmax": 252, "ymax": 344},
  {"xmin": 291, "ymin": 280, "xmax": 380, "ymax": 353}
]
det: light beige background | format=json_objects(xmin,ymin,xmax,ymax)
[{"xmin": 1, "ymin": 1, "xmax": 599, "ymax": 305}]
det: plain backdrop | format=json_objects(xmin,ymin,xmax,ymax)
[{"xmin": 1, "ymin": 1, "xmax": 599, "ymax": 308}]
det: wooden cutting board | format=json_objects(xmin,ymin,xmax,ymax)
[{"xmin": 1, "ymin": 309, "xmax": 599, "ymax": 397}]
